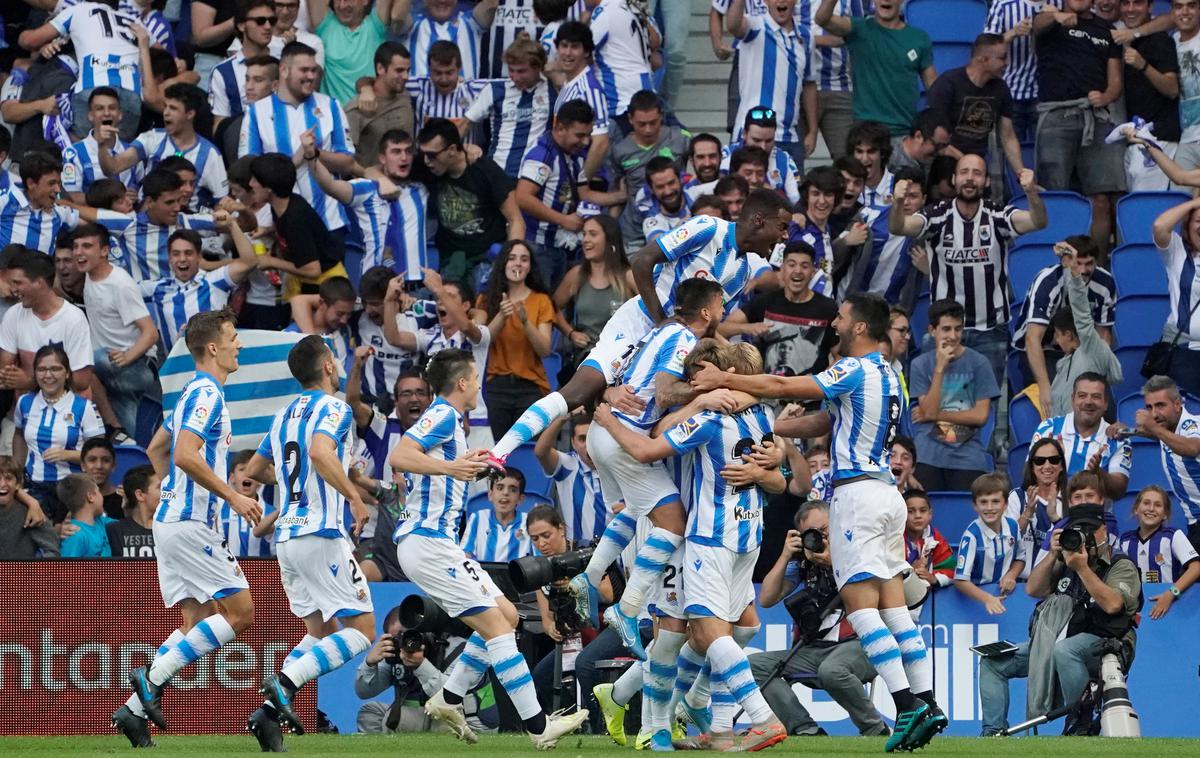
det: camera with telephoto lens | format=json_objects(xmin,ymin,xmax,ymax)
[
  {"xmin": 399, "ymin": 594, "xmax": 470, "ymax": 638},
  {"xmin": 782, "ymin": 560, "xmax": 839, "ymax": 645},
  {"xmin": 800, "ymin": 528, "xmax": 825, "ymax": 553},
  {"xmin": 385, "ymin": 630, "xmax": 428, "ymax": 668},
  {"xmin": 1060, "ymin": 526, "xmax": 1088, "ymax": 553},
  {"xmin": 511, "ymin": 548, "xmax": 595, "ymax": 636}
]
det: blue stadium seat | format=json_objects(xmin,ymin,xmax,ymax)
[
  {"xmin": 906, "ymin": 0, "xmax": 986, "ymax": 43},
  {"xmin": 929, "ymin": 491, "xmax": 976, "ymax": 543},
  {"xmin": 1013, "ymin": 192, "xmax": 1091, "ymax": 245},
  {"xmin": 1008, "ymin": 244, "xmax": 1057, "ymax": 306},
  {"xmin": 1114, "ymin": 295, "xmax": 1170, "ymax": 348},
  {"xmin": 1008, "ymin": 443, "xmax": 1029, "ymax": 488},
  {"xmin": 1112, "ymin": 493, "xmax": 1138, "ymax": 536},
  {"xmin": 1117, "ymin": 391, "xmax": 1145, "ymax": 425},
  {"xmin": 1114, "ymin": 346, "xmax": 1148, "ymax": 402},
  {"xmin": 1009, "ymin": 394, "xmax": 1041, "ymax": 446},
  {"xmin": 1116, "ymin": 191, "xmax": 1191, "ymax": 245},
  {"xmin": 1007, "ymin": 350, "xmax": 1025, "ymax": 395},
  {"xmin": 113, "ymin": 446, "xmax": 151, "ymax": 488},
  {"xmin": 910, "ymin": 297, "xmax": 929, "ymax": 353},
  {"xmin": 504, "ymin": 442, "xmax": 552, "ymax": 497},
  {"xmin": 930, "ymin": 42, "xmax": 972, "ymax": 77},
  {"xmin": 1128, "ymin": 440, "xmax": 1163, "ymax": 490},
  {"xmin": 543, "ymin": 352, "xmax": 562, "ymax": 391},
  {"xmin": 1004, "ymin": 143, "xmax": 1037, "ymax": 198},
  {"xmin": 1110, "ymin": 244, "xmax": 1168, "ymax": 297}
]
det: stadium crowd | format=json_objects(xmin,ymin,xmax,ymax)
[{"xmin": 2, "ymin": 0, "xmax": 1200, "ymax": 743}]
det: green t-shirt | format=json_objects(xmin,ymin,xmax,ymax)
[
  {"xmin": 845, "ymin": 17, "xmax": 933, "ymax": 136},
  {"xmin": 317, "ymin": 10, "xmax": 388, "ymax": 106}
]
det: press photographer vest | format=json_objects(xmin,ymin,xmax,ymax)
[{"xmin": 1056, "ymin": 554, "xmax": 1143, "ymax": 639}]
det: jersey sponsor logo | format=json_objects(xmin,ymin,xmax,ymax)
[
  {"xmin": 330, "ymin": 563, "xmax": 339, "ymax": 577},
  {"xmin": 943, "ymin": 248, "xmax": 993, "ymax": 264},
  {"xmin": 1182, "ymin": 418, "xmax": 1198, "ymax": 433},
  {"xmin": 416, "ymin": 415, "xmax": 436, "ymax": 433},
  {"xmin": 677, "ymin": 417, "xmax": 702, "ymax": 438},
  {"xmin": 733, "ymin": 505, "xmax": 761, "ymax": 521}
]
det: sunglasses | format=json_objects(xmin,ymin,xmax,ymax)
[
  {"xmin": 246, "ymin": 15, "xmax": 278, "ymax": 25},
  {"xmin": 747, "ymin": 107, "xmax": 777, "ymax": 122},
  {"xmin": 1032, "ymin": 455, "xmax": 1063, "ymax": 466}
]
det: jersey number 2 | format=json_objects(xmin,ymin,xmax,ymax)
[{"xmin": 283, "ymin": 441, "xmax": 303, "ymax": 503}]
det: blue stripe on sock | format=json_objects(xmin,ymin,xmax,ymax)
[
  {"xmin": 895, "ymin": 628, "xmax": 920, "ymax": 643},
  {"xmin": 461, "ymin": 652, "xmax": 488, "ymax": 672},
  {"xmin": 311, "ymin": 644, "xmax": 332, "ymax": 673},
  {"xmin": 730, "ymin": 680, "xmax": 758, "ymax": 701},
  {"xmin": 503, "ymin": 671, "xmax": 534, "ymax": 691},
  {"xmin": 494, "ymin": 654, "xmax": 524, "ymax": 675},
  {"xmin": 614, "ymin": 512, "xmax": 637, "ymax": 529},
  {"xmin": 634, "ymin": 555, "xmax": 669, "ymax": 571},
  {"xmin": 860, "ymin": 628, "xmax": 892, "ymax": 647},
  {"xmin": 900, "ymin": 647, "xmax": 927, "ymax": 663},
  {"xmin": 157, "ymin": 645, "xmax": 171, "ymax": 656},
  {"xmin": 195, "ymin": 621, "xmax": 220, "ymax": 649},
  {"xmin": 713, "ymin": 691, "xmax": 737, "ymax": 704},
  {"xmin": 867, "ymin": 648, "xmax": 902, "ymax": 666},
  {"xmin": 176, "ymin": 639, "xmax": 198, "ymax": 663},
  {"xmin": 645, "ymin": 685, "xmax": 672, "ymax": 702},
  {"xmin": 649, "ymin": 661, "xmax": 675, "ymax": 676},
  {"xmin": 723, "ymin": 660, "xmax": 751, "ymax": 680},
  {"xmin": 330, "ymin": 634, "xmax": 353, "ymax": 662},
  {"xmin": 677, "ymin": 657, "xmax": 703, "ymax": 674}
]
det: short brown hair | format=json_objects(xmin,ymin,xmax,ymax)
[
  {"xmin": 1068, "ymin": 470, "xmax": 1106, "ymax": 501},
  {"xmin": 970, "ymin": 472, "xmax": 1008, "ymax": 501},
  {"xmin": 57, "ymin": 473, "xmax": 99, "ymax": 514},
  {"xmin": 504, "ymin": 37, "xmax": 546, "ymax": 69},
  {"xmin": 0, "ymin": 455, "xmax": 21, "ymax": 480},
  {"xmin": 184, "ymin": 308, "xmax": 238, "ymax": 360}
]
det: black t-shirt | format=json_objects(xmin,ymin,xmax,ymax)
[
  {"xmin": 1036, "ymin": 15, "xmax": 1121, "ymax": 103},
  {"xmin": 274, "ymin": 195, "xmax": 344, "ymax": 292},
  {"xmin": 926, "ymin": 67, "xmax": 1014, "ymax": 156},
  {"xmin": 106, "ymin": 519, "xmax": 156, "ymax": 558},
  {"xmin": 1126, "ymin": 31, "xmax": 1181, "ymax": 141},
  {"xmin": 102, "ymin": 492, "xmax": 124, "ymax": 521},
  {"xmin": 740, "ymin": 290, "xmax": 839, "ymax": 378},
  {"xmin": 193, "ymin": 0, "xmax": 236, "ymax": 57},
  {"xmin": 429, "ymin": 159, "xmax": 516, "ymax": 264}
]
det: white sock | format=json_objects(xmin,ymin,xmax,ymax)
[
  {"xmin": 707, "ymin": 636, "xmax": 773, "ymax": 725},
  {"xmin": 486, "ymin": 633, "xmax": 542, "ymax": 720},
  {"xmin": 881, "ymin": 607, "xmax": 932, "ymax": 695},
  {"xmin": 148, "ymin": 615, "xmax": 235, "ymax": 687},
  {"xmin": 127, "ymin": 629, "xmax": 184, "ymax": 717},
  {"xmin": 672, "ymin": 643, "xmax": 706, "ymax": 715},
  {"xmin": 618, "ymin": 529, "xmax": 682, "ymax": 617},
  {"xmin": 612, "ymin": 657, "xmax": 645, "ymax": 706},
  {"xmin": 444, "ymin": 633, "xmax": 491, "ymax": 698},
  {"xmin": 711, "ymin": 687, "xmax": 738, "ymax": 732},
  {"xmin": 645, "ymin": 630, "xmax": 685, "ymax": 731},
  {"xmin": 584, "ymin": 510, "xmax": 637, "ymax": 587},
  {"xmin": 280, "ymin": 628, "xmax": 371, "ymax": 689},
  {"xmin": 283, "ymin": 634, "xmax": 320, "ymax": 668},
  {"xmin": 846, "ymin": 608, "xmax": 911, "ymax": 695},
  {"xmin": 492, "ymin": 392, "xmax": 569, "ymax": 458}
]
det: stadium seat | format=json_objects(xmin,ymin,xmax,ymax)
[
  {"xmin": 1116, "ymin": 191, "xmax": 1191, "ymax": 245},
  {"xmin": 1004, "ymin": 143, "xmax": 1037, "ymax": 198},
  {"xmin": 1012, "ymin": 192, "xmax": 1091, "ymax": 246},
  {"xmin": 929, "ymin": 491, "xmax": 976, "ymax": 543},
  {"xmin": 930, "ymin": 42, "xmax": 972, "ymax": 77},
  {"xmin": 504, "ymin": 442, "xmax": 553, "ymax": 497},
  {"xmin": 1112, "ymin": 493, "xmax": 1138, "ymax": 536},
  {"xmin": 910, "ymin": 297, "xmax": 930, "ymax": 352},
  {"xmin": 1008, "ymin": 442, "xmax": 1029, "ymax": 487},
  {"xmin": 543, "ymin": 352, "xmax": 562, "ymax": 391},
  {"xmin": 1128, "ymin": 440, "xmax": 1163, "ymax": 491},
  {"xmin": 1114, "ymin": 346, "xmax": 1148, "ymax": 402},
  {"xmin": 1114, "ymin": 295, "xmax": 1170, "ymax": 348},
  {"xmin": 1110, "ymin": 244, "xmax": 1168, "ymax": 297},
  {"xmin": 1009, "ymin": 394, "xmax": 1041, "ymax": 445},
  {"xmin": 113, "ymin": 446, "xmax": 151, "ymax": 488},
  {"xmin": 906, "ymin": 0, "xmax": 986, "ymax": 43},
  {"xmin": 1008, "ymin": 244, "xmax": 1057, "ymax": 306},
  {"xmin": 1117, "ymin": 392, "xmax": 1145, "ymax": 425}
]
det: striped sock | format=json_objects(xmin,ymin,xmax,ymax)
[
  {"xmin": 881, "ymin": 607, "xmax": 933, "ymax": 695},
  {"xmin": 492, "ymin": 393, "xmax": 568, "ymax": 458},
  {"xmin": 846, "ymin": 608, "xmax": 911, "ymax": 696},
  {"xmin": 281, "ymin": 628, "xmax": 371, "ymax": 689},
  {"xmin": 710, "ymin": 687, "xmax": 738, "ymax": 732},
  {"xmin": 673, "ymin": 643, "xmax": 707, "ymax": 715},
  {"xmin": 584, "ymin": 511, "xmax": 637, "ymax": 587},
  {"xmin": 644, "ymin": 630, "xmax": 685, "ymax": 731},
  {"xmin": 612, "ymin": 656, "xmax": 645, "ymax": 706},
  {"xmin": 486, "ymin": 633, "xmax": 542, "ymax": 721},
  {"xmin": 126, "ymin": 629, "xmax": 184, "ymax": 717},
  {"xmin": 707, "ymin": 636, "xmax": 773, "ymax": 725},
  {"xmin": 618, "ymin": 529, "xmax": 682, "ymax": 617},
  {"xmin": 444, "ymin": 633, "xmax": 491, "ymax": 699},
  {"xmin": 283, "ymin": 635, "xmax": 320, "ymax": 668},
  {"xmin": 148, "ymin": 615, "xmax": 235, "ymax": 687}
]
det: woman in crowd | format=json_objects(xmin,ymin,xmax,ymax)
[
  {"xmin": 552, "ymin": 216, "xmax": 637, "ymax": 368},
  {"xmin": 1006, "ymin": 437, "xmax": 1068, "ymax": 576},
  {"xmin": 12, "ymin": 345, "xmax": 106, "ymax": 523}
]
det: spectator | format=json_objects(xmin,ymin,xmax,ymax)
[
  {"xmin": 805, "ymin": 0, "xmax": 870, "ymax": 161},
  {"xmin": 461, "ymin": 469, "xmax": 532, "ymax": 562},
  {"xmin": 402, "ymin": 0, "xmax": 494, "ymax": 80},
  {"xmin": 983, "ymin": 0, "xmax": 1039, "ymax": 142},
  {"xmin": 890, "ymin": 157, "xmax": 1047, "ymax": 384},
  {"xmin": 845, "ymin": 121, "xmax": 894, "ymax": 207},
  {"xmin": 554, "ymin": 21, "xmax": 611, "ymax": 180},
  {"xmin": 590, "ymin": 0, "xmax": 658, "ymax": 134},
  {"xmin": 816, "ymin": 0, "xmax": 935, "ymax": 140},
  {"xmin": 476, "ymin": 240, "xmax": 554, "ymax": 438},
  {"xmin": 81, "ymin": 437, "xmax": 122, "ymax": 520},
  {"xmin": 910, "ymin": 299, "xmax": 1002, "ymax": 491},
  {"xmin": 683, "ymin": 133, "xmax": 723, "ymax": 199},
  {"xmin": 220, "ymin": 449, "xmax": 275, "ymax": 557},
  {"xmin": 691, "ymin": 194, "xmax": 729, "ymax": 220},
  {"xmin": 891, "ymin": 435, "xmax": 922, "ymax": 492},
  {"xmin": 925, "ymin": 34, "xmax": 1024, "ymax": 173},
  {"xmin": 348, "ymin": 42, "xmax": 415, "ymax": 167},
  {"xmin": 888, "ymin": 307, "xmax": 913, "ymax": 377},
  {"xmin": 350, "ymin": 269, "xmax": 419, "ymax": 402},
  {"xmin": 953, "ymin": 473, "xmax": 1028, "ymax": 615},
  {"xmin": 714, "ymin": 174, "xmax": 750, "ymax": 220},
  {"xmin": 0, "ymin": 455, "xmax": 59, "ymax": 559},
  {"xmin": 535, "ymin": 414, "xmax": 608, "ymax": 547},
  {"xmin": 785, "ymin": 166, "xmax": 845, "ymax": 297},
  {"xmin": 209, "ymin": 0, "xmax": 278, "ymax": 131},
  {"xmin": 636, "ymin": 157, "xmax": 691, "ymax": 245},
  {"xmin": 107, "ymin": 464, "xmax": 158, "ymax": 558},
  {"xmin": 371, "ymin": 129, "xmax": 432, "ymax": 282},
  {"xmin": 610, "ymin": 90, "xmax": 691, "ymax": 251},
  {"xmin": 0, "ymin": 152, "xmax": 81, "ymax": 251},
  {"xmin": 1008, "ymin": 437, "xmax": 1069, "ymax": 576},
  {"xmin": 1119, "ymin": 0, "xmax": 1181, "ymax": 191},
  {"xmin": 57, "ymin": 473, "xmax": 113, "ymax": 557},
  {"xmin": 1152, "ymin": 196, "xmax": 1200, "ymax": 396},
  {"xmin": 465, "ymin": 38, "xmax": 552, "ymax": 177},
  {"xmin": 83, "ymin": 179, "xmax": 134, "ymax": 215},
  {"xmin": 347, "ymin": 363, "xmax": 432, "ymax": 483},
  {"xmin": 1033, "ymin": 0, "xmax": 1125, "ymax": 250},
  {"xmin": 847, "ymin": 166, "xmax": 922, "ymax": 305},
  {"xmin": 406, "ymin": 42, "xmax": 481, "ymax": 127},
  {"xmin": 726, "ymin": 0, "xmax": 817, "ymax": 172},
  {"xmin": 217, "ymin": 55, "xmax": 279, "ymax": 164},
  {"xmin": 482, "ymin": 0, "xmax": 540, "ymax": 79},
  {"xmin": 886, "ymin": 112, "xmax": 938, "ymax": 174},
  {"xmin": 902, "ymin": 489, "xmax": 954, "ymax": 590},
  {"xmin": 306, "ymin": 0, "xmax": 397, "ymax": 105},
  {"xmin": 61, "ymin": 88, "xmax": 136, "ymax": 201},
  {"xmin": 728, "ymin": 145, "xmax": 769, "ymax": 190},
  {"xmin": 418, "ymin": 118, "xmax": 524, "ymax": 287},
  {"xmin": 1117, "ymin": 485, "xmax": 1200, "ymax": 618},
  {"xmin": 1033, "ymin": 373, "xmax": 1132, "ymax": 502},
  {"xmin": 192, "ymin": 0, "xmax": 240, "ymax": 91},
  {"xmin": 720, "ymin": 107, "xmax": 802, "ymax": 205},
  {"xmin": 268, "ymin": 0, "xmax": 325, "ymax": 62},
  {"xmin": 552, "ymin": 215, "xmax": 635, "ymax": 370},
  {"xmin": 53, "ymin": 232, "xmax": 86, "ymax": 309},
  {"xmin": 287, "ymin": 276, "xmax": 357, "ymax": 364},
  {"xmin": 1174, "ymin": 0, "xmax": 1200, "ymax": 174}
]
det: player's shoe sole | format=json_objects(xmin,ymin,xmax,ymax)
[
  {"xmin": 128, "ymin": 666, "xmax": 167, "ymax": 730},
  {"xmin": 476, "ymin": 454, "xmax": 507, "ymax": 480},
  {"xmin": 260, "ymin": 676, "xmax": 304, "ymax": 736},
  {"xmin": 424, "ymin": 689, "xmax": 479, "ymax": 744},
  {"xmin": 112, "ymin": 705, "xmax": 155, "ymax": 748},
  {"xmin": 531, "ymin": 708, "xmax": 589, "ymax": 750},
  {"xmin": 247, "ymin": 706, "xmax": 287, "ymax": 752},
  {"xmin": 885, "ymin": 703, "xmax": 931, "ymax": 753},
  {"xmin": 604, "ymin": 605, "xmax": 646, "ymax": 661},
  {"xmin": 729, "ymin": 720, "xmax": 787, "ymax": 752},
  {"xmin": 569, "ymin": 573, "xmax": 601, "ymax": 627},
  {"xmin": 592, "ymin": 682, "xmax": 628, "ymax": 746}
]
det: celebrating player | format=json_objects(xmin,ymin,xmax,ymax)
[
  {"xmin": 388, "ymin": 349, "xmax": 588, "ymax": 748},
  {"xmin": 243, "ymin": 335, "xmax": 376, "ymax": 751},
  {"xmin": 114, "ymin": 310, "xmax": 260, "ymax": 747},
  {"xmin": 692, "ymin": 293, "xmax": 945, "ymax": 752}
]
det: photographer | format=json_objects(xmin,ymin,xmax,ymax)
[
  {"xmin": 748, "ymin": 501, "xmax": 889, "ymax": 737},
  {"xmin": 978, "ymin": 473, "xmax": 1143, "ymax": 737}
]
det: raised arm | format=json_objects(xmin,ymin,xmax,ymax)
[
  {"xmin": 382, "ymin": 277, "xmax": 419, "ymax": 351},
  {"xmin": 345, "ymin": 346, "xmax": 376, "ymax": 429},
  {"xmin": 306, "ymin": 0, "xmax": 330, "ymax": 29},
  {"xmin": 725, "ymin": 0, "xmax": 750, "ymax": 38},
  {"xmin": 96, "ymin": 124, "xmax": 143, "ymax": 177},
  {"xmin": 888, "ymin": 179, "xmax": 927, "ymax": 237},
  {"xmin": 630, "ymin": 240, "xmax": 668, "ymax": 323},
  {"xmin": 534, "ymin": 415, "xmax": 569, "ymax": 476},
  {"xmin": 1153, "ymin": 197, "xmax": 1200, "ymax": 249},
  {"xmin": 1010, "ymin": 170, "xmax": 1047, "ymax": 234},
  {"xmin": 814, "ymin": 0, "xmax": 853, "ymax": 36}
]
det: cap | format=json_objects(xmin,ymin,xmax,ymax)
[{"xmin": 1064, "ymin": 503, "xmax": 1105, "ymax": 530}]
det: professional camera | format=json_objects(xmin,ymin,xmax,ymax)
[
  {"xmin": 399, "ymin": 594, "xmax": 469, "ymax": 637},
  {"xmin": 800, "ymin": 528, "xmax": 825, "ymax": 553},
  {"xmin": 509, "ymin": 548, "xmax": 595, "ymax": 593},
  {"xmin": 545, "ymin": 585, "xmax": 587, "ymax": 637},
  {"xmin": 385, "ymin": 630, "xmax": 429, "ymax": 668},
  {"xmin": 782, "ymin": 560, "xmax": 840, "ymax": 645},
  {"xmin": 1060, "ymin": 526, "xmax": 1090, "ymax": 553}
]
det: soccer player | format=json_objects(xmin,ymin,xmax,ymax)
[
  {"xmin": 691, "ymin": 292, "xmax": 945, "ymax": 752},
  {"xmin": 114, "ymin": 309, "xmax": 260, "ymax": 747},
  {"xmin": 389, "ymin": 348, "xmax": 588, "ymax": 747},
  {"xmin": 484, "ymin": 188, "xmax": 793, "ymax": 471},
  {"xmin": 242, "ymin": 334, "xmax": 375, "ymax": 751}
]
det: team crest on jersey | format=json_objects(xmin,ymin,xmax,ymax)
[
  {"xmin": 1006, "ymin": 536, "xmax": 1014, "ymax": 546},
  {"xmin": 357, "ymin": 588, "xmax": 368, "ymax": 601},
  {"xmin": 1182, "ymin": 419, "xmax": 1198, "ymax": 433},
  {"xmin": 516, "ymin": 529, "xmax": 524, "ymax": 539},
  {"xmin": 1155, "ymin": 554, "xmax": 1166, "ymax": 565},
  {"xmin": 980, "ymin": 224, "xmax": 992, "ymax": 245},
  {"xmin": 667, "ymin": 591, "xmax": 678, "ymax": 604},
  {"xmin": 63, "ymin": 412, "xmax": 75, "ymax": 424}
]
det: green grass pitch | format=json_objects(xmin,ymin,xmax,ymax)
[{"xmin": 1, "ymin": 734, "xmax": 1199, "ymax": 757}]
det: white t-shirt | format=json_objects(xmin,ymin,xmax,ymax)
[
  {"xmin": 83, "ymin": 266, "xmax": 152, "ymax": 353},
  {"xmin": 0, "ymin": 300, "xmax": 94, "ymax": 375}
]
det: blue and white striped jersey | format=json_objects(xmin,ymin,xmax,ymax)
[
  {"xmin": 812, "ymin": 353, "xmax": 902, "ymax": 482},
  {"xmin": 664, "ymin": 403, "xmax": 777, "ymax": 553},
  {"xmin": 1161, "ymin": 408, "xmax": 1200, "ymax": 524},
  {"xmin": 558, "ymin": 67, "xmax": 610, "ymax": 136},
  {"xmin": 349, "ymin": 310, "xmax": 418, "ymax": 400},
  {"xmin": 480, "ymin": 0, "xmax": 539, "ymax": 77},
  {"xmin": 732, "ymin": 15, "xmax": 811, "ymax": 144},
  {"xmin": 519, "ymin": 130, "xmax": 583, "ymax": 247},
  {"xmin": 614, "ymin": 321, "xmax": 697, "ymax": 430},
  {"xmin": 218, "ymin": 493, "xmax": 276, "ymax": 557},
  {"xmin": 131, "ymin": 129, "xmax": 229, "ymax": 206},
  {"xmin": 651, "ymin": 215, "xmax": 750, "ymax": 319},
  {"xmin": 407, "ymin": 10, "xmax": 485, "ymax": 79},
  {"xmin": 856, "ymin": 205, "xmax": 914, "ymax": 303},
  {"xmin": 283, "ymin": 321, "xmax": 354, "ymax": 371},
  {"xmin": 1156, "ymin": 232, "xmax": 1200, "ymax": 350},
  {"xmin": 809, "ymin": 467, "xmax": 832, "ymax": 502},
  {"xmin": 61, "ymin": 132, "xmax": 136, "ymax": 195},
  {"xmin": 393, "ymin": 397, "xmax": 470, "ymax": 542},
  {"xmin": 636, "ymin": 186, "xmax": 692, "ymax": 243},
  {"xmin": 806, "ymin": 0, "xmax": 868, "ymax": 93},
  {"xmin": 140, "ymin": 268, "xmax": 237, "ymax": 351},
  {"xmin": 1117, "ymin": 525, "xmax": 1200, "ymax": 584},
  {"xmin": 983, "ymin": 0, "xmax": 1057, "ymax": 102},
  {"xmin": 93, "ymin": 209, "xmax": 218, "ymax": 283},
  {"xmin": 719, "ymin": 141, "xmax": 800, "ymax": 203},
  {"xmin": 1032, "ymin": 413, "xmax": 1132, "ymax": 479},
  {"xmin": 406, "ymin": 78, "xmax": 481, "ymax": 124},
  {"xmin": 209, "ymin": 55, "xmax": 249, "ymax": 119},
  {"xmin": 551, "ymin": 450, "xmax": 608, "ymax": 545},
  {"xmin": 139, "ymin": 7, "xmax": 175, "ymax": 55},
  {"xmin": 415, "ymin": 325, "xmax": 492, "ymax": 425},
  {"xmin": 14, "ymin": 390, "xmax": 105, "ymax": 483},
  {"xmin": 344, "ymin": 179, "xmax": 393, "ymax": 274},
  {"xmin": 387, "ymin": 182, "xmax": 431, "ymax": 281},
  {"xmin": 591, "ymin": 0, "xmax": 655, "ymax": 117},
  {"xmin": 0, "ymin": 186, "xmax": 79, "ymax": 251},
  {"xmin": 49, "ymin": 2, "xmax": 142, "ymax": 94},
  {"xmin": 257, "ymin": 391, "xmax": 355, "ymax": 543},
  {"xmin": 156, "ymin": 372, "xmax": 232, "ymax": 527},
  {"xmin": 955, "ymin": 516, "xmax": 1027, "ymax": 586},
  {"xmin": 239, "ymin": 92, "xmax": 354, "ymax": 230},
  {"xmin": 466, "ymin": 77, "xmax": 554, "ymax": 177},
  {"xmin": 460, "ymin": 508, "xmax": 532, "ymax": 561},
  {"xmin": 1011, "ymin": 264, "xmax": 1116, "ymax": 350}
]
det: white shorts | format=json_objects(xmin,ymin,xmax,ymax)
[
  {"xmin": 648, "ymin": 540, "xmax": 686, "ymax": 620},
  {"xmin": 682, "ymin": 541, "xmax": 758, "ymax": 623},
  {"xmin": 587, "ymin": 422, "xmax": 680, "ymax": 514},
  {"xmin": 579, "ymin": 298, "xmax": 655, "ymax": 384},
  {"xmin": 396, "ymin": 533, "xmax": 505, "ymax": 618},
  {"xmin": 153, "ymin": 520, "xmax": 250, "ymax": 608},
  {"xmin": 276, "ymin": 535, "xmax": 374, "ymax": 622},
  {"xmin": 829, "ymin": 478, "xmax": 909, "ymax": 590}
]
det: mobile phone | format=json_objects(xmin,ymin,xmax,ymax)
[{"xmin": 970, "ymin": 641, "xmax": 1019, "ymax": 658}]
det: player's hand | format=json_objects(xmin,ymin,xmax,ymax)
[
  {"xmin": 447, "ymin": 449, "xmax": 489, "ymax": 481},
  {"xmin": 228, "ymin": 491, "xmax": 263, "ymax": 525},
  {"xmin": 348, "ymin": 497, "xmax": 371, "ymax": 538},
  {"xmin": 748, "ymin": 439, "xmax": 784, "ymax": 469},
  {"xmin": 592, "ymin": 402, "xmax": 617, "ymax": 429},
  {"xmin": 999, "ymin": 575, "xmax": 1017, "ymax": 597},
  {"xmin": 354, "ymin": 345, "xmax": 374, "ymax": 365},
  {"xmin": 1018, "ymin": 168, "xmax": 1036, "ymax": 192},
  {"xmin": 366, "ymin": 633, "xmax": 396, "ymax": 665},
  {"xmin": 984, "ymin": 596, "xmax": 1007, "ymax": 615},
  {"xmin": 42, "ymin": 447, "xmax": 70, "ymax": 463},
  {"xmin": 695, "ymin": 389, "xmax": 737, "ymax": 413},
  {"xmin": 23, "ymin": 498, "xmax": 47, "ymax": 528},
  {"xmin": 783, "ymin": 529, "xmax": 804, "ymax": 557},
  {"xmin": 720, "ymin": 460, "xmax": 766, "ymax": 487},
  {"xmin": 603, "ymin": 385, "xmax": 647, "ymax": 415},
  {"xmin": 1149, "ymin": 591, "xmax": 1176, "ymax": 619},
  {"xmin": 691, "ymin": 361, "xmax": 731, "ymax": 392}
]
